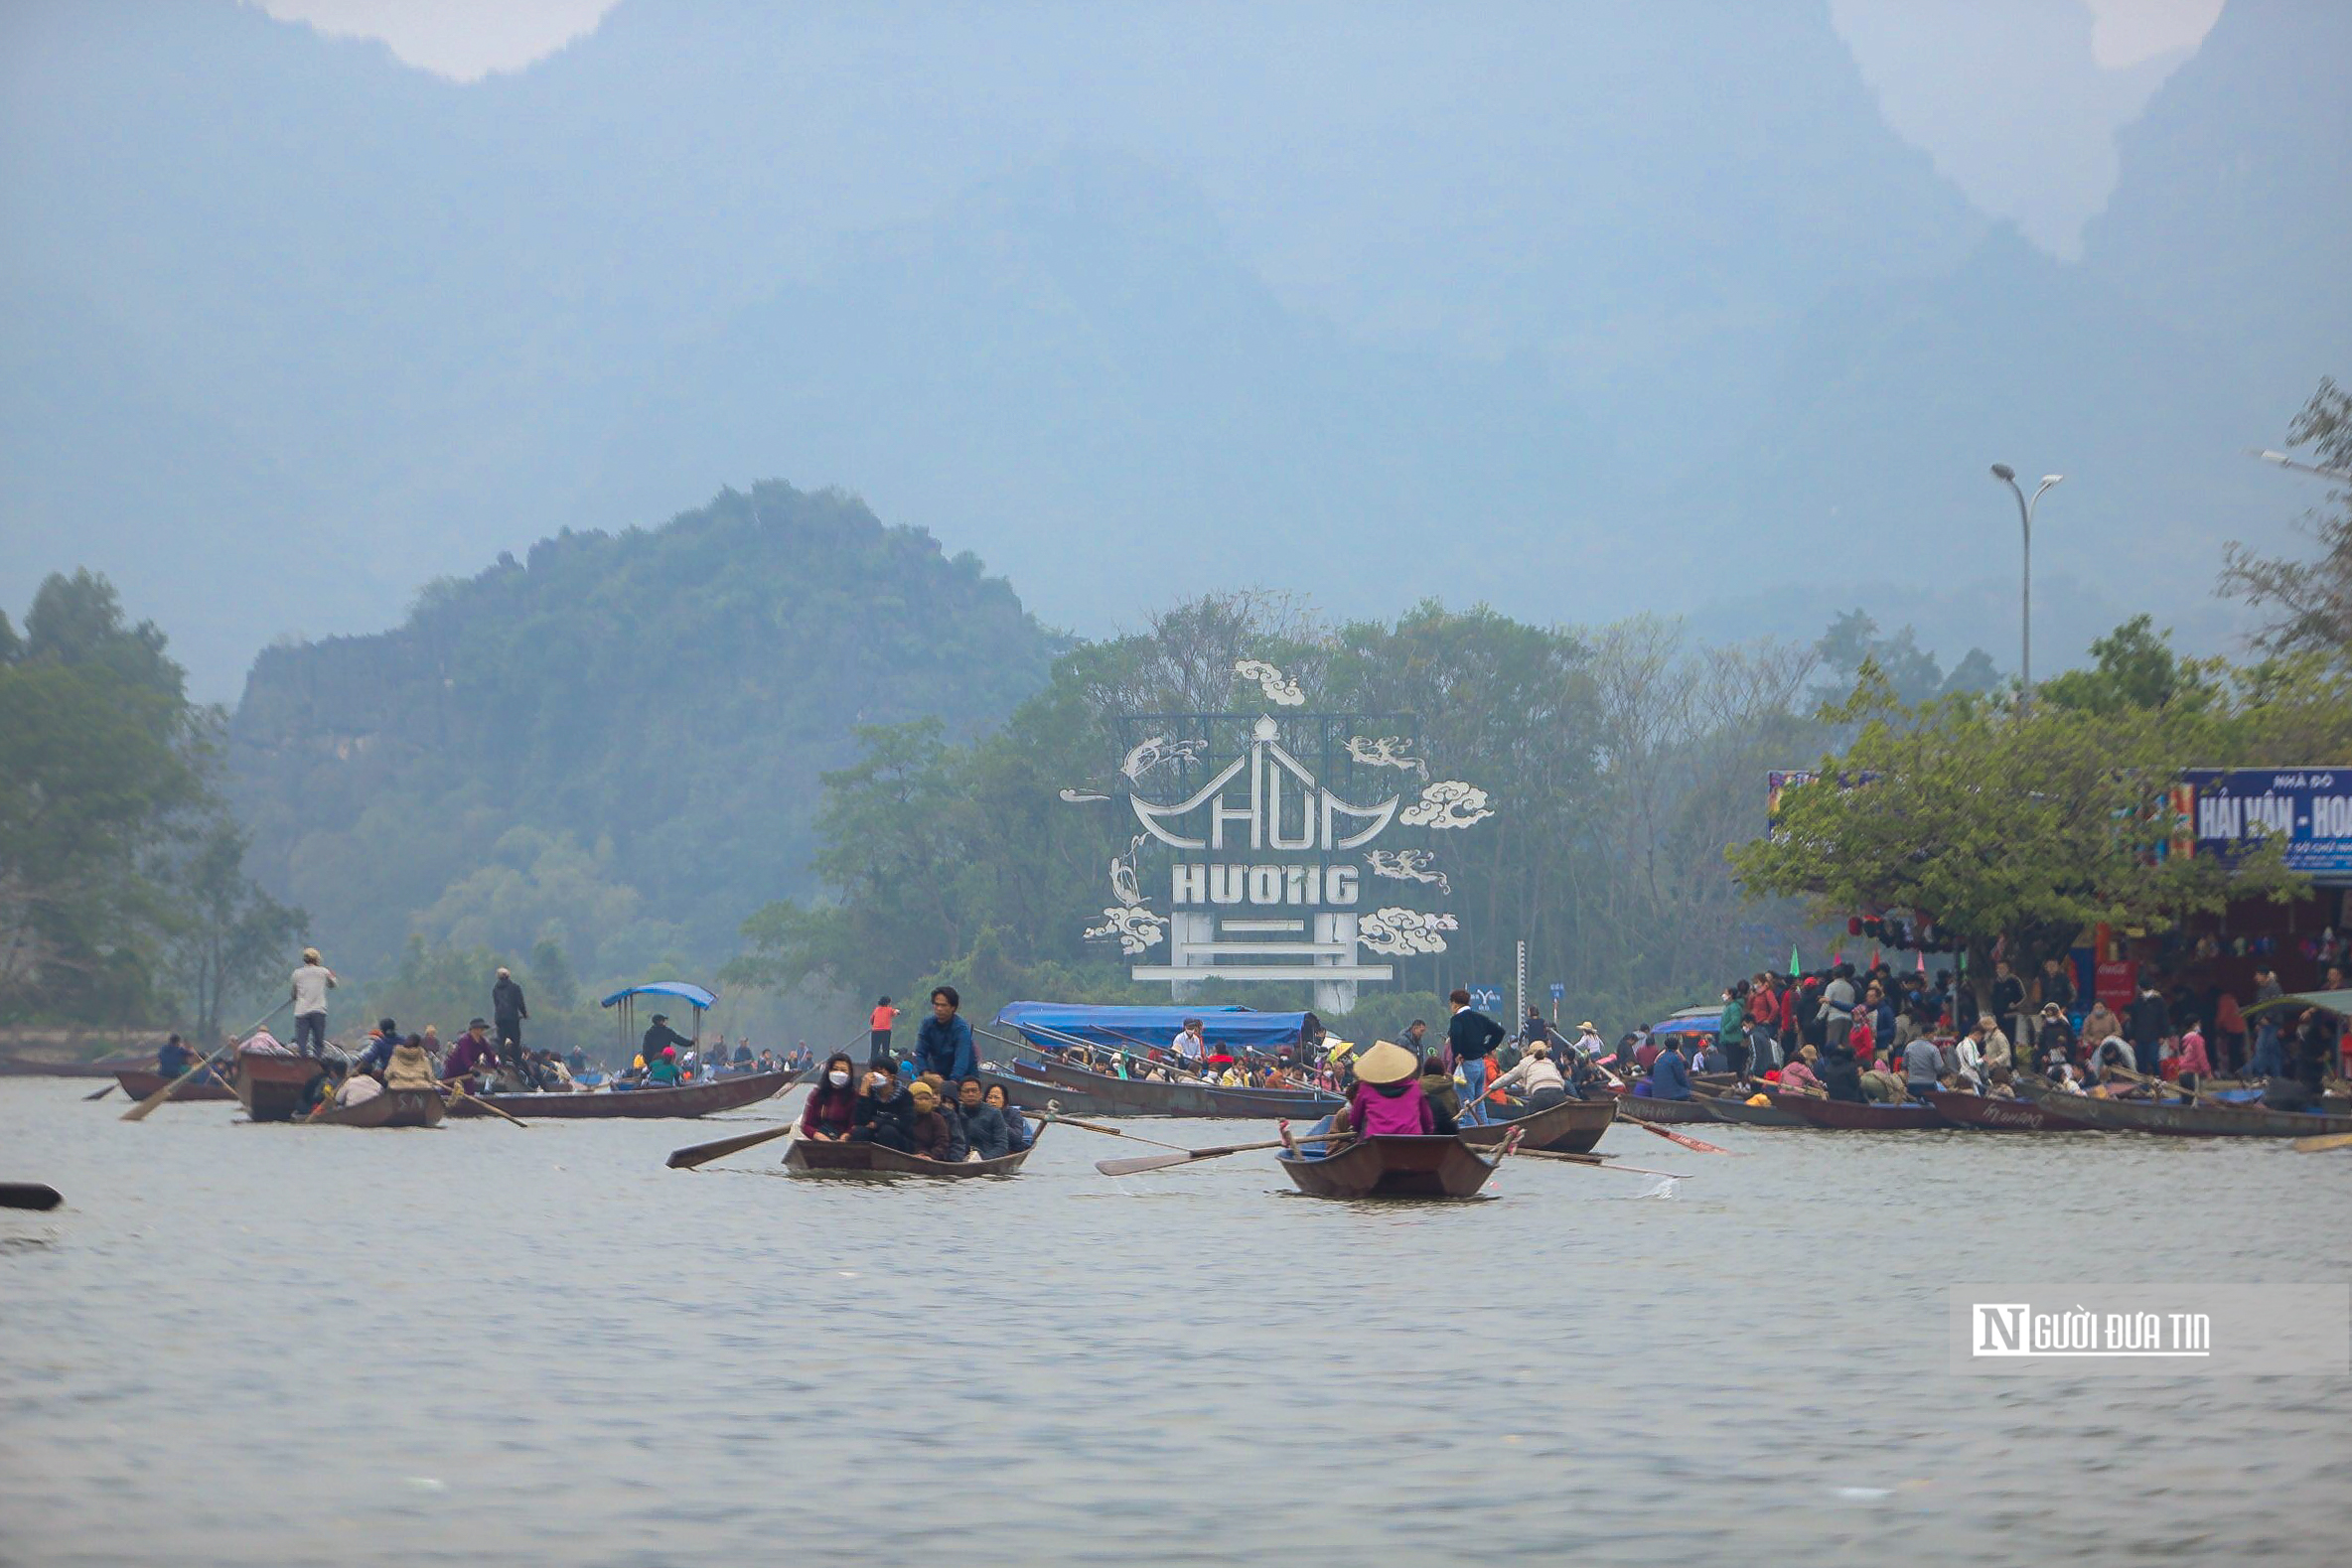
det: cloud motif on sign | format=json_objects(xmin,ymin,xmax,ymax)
[
  {"xmin": 1085, "ymin": 905, "xmax": 1168, "ymax": 955},
  {"xmin": 1234, "ymin": 658, "xmax": 1305, "ymax": 707},
  {"xmin": 1121, "ymin": 733, "xmax": 1206, "ymax": 782},
  {"xmin": 1365, "ymin": 848, "xmax": 1450, "ymax": 895},
  {"xmin": 1357, "ymin": 907, "xmax": 1459, "ymax": 956},
  {"xmin": 1399, "ymin": 780, "xmax": 1495, "ymax": 829},
  {"xmin": 1346, "ymin": 735, "xmax": 1428, "ymax": 780}
]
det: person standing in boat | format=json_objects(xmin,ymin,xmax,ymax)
[
  {"xmin": 641, "ymin": 1012, "xmax": 694, "ymax": 1069},
  {"xmin": 1445, "ymin": 989, "xmax": 1506, "ymax": 1125},
  {"xmin": 288, "ymin": 946, "xmax": 337, "ymax": 1058},
  {"xmin": 914, "ymin": 987, "xmax": 975, "ymax": 1081},
  {"xmin": 868, "ymin": 996, "xmax": 898, "ymax": 1068},
  {"xmin": 492, "ymin": 965, "xmax": 528, "ymax": 1059}
]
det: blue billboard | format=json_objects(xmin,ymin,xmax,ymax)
[{"xmin": 2172, "ymin": 768, "xmax": 2352, "ymax": 881}]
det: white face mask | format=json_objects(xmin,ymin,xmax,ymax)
[{"xmin": 827, "ymin": 1070, "xmax": 849, "ymax": 1087}]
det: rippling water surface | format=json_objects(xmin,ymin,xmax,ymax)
[{"xmin": 2, "ymin": 1078, "xmax": 2344, "ymax": 1566}]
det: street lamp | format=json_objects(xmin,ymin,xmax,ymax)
[{"xmin": 1989, "ymin": 464, "xmax": 2062, "ymax": 708}]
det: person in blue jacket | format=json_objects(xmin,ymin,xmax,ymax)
[
  {"xmin": 1646, "ymin": 1036, "xmax": 1692, "ymax": 1100},
  {"xmin": 915, "ymin": 986, "xmax": 976, "ymax": 1081}
]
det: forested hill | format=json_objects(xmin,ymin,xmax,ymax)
[{"xmin": 225, "ymin": 483, "xmax": 1061, "ymax": 990}]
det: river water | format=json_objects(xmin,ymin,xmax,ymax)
[{"xmin": 2, "ymin": 1077, "xmax": 2344, "ymax": 1567}]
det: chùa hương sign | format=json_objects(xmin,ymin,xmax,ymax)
[{"xmin": 1055, "ymin": 659, "xmax": 1496, "ymax": 1012}]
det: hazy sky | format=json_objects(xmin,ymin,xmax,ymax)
[{"xmin": 257, "ymin": 0, "xmax": 2226, "ymax": 255}]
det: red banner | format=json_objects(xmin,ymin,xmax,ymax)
[{"xmin": 2095, "ymin": 959, "xmax": 2136, "ymax": 1012}]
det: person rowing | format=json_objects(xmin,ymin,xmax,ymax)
[{"xmin": 1489, "ymin": 1037, "xmax": 1568, "ymax": 1115}]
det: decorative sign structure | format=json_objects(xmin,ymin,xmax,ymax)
[{"xmin": 1060, "ymin": 659, "xmax": 1496, "ymax": 1012}]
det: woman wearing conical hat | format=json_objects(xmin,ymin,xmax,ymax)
[{"xmin": 1334, "ymin": 1040, "xmax": 1436, "ymax": 1139}]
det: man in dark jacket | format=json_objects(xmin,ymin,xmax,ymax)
[
  {"xmin": 853, "ymin": 1070, "xmax": 919, "ymax": 1151},
  {"xmin": 1989, "ymin": 960, "xmax": 2027, "ymax": 1047},
  {"xmin": 642, "ymin": 1013, "xmax": 693, "ymax": 1067},
  {"xmin": 492, "ymin": 967, "xmax": 527, "ymax": 1046},
  {"xmin": 1646, "ymin": 1038, "xmax": 1692, "ymax": 1100},
  {"xmin": 915, "ymin": 986, "xmax": 976, "ymax": 1080},
  {"xmin": 956, "ymin": 1077, "xmax": 1010, "ymax": 1160},
  {"xmin": 2126, "ymin": 984, "xmax": 2171, "ymax": 1076},
  {"xmin": 1820, "ymin": 1047, "xmax": 1865, "ymax": 1104},
  {"xmin": 1445, "ymin": 989, "xmax": 1507, "ymax": 1125}
]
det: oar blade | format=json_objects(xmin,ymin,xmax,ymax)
[
  {"xmin": 82, "ymin": 1083, "xmax": 117, "ymax": 1102},
  {"xmin": 668, "ymin": 1123, "xmax": 794, "ymax": 1170},
  {"xmin": 1096, "ymin": 1150, "xmax": 1196, "ymax": 1177},
  {"xmin": 2292, "ymin": 1130, "xmax": 2352, "ymax": 1154},
  {"xmin": 0, "ymin": 1183, "xmax": 63, "ymax": 1212}
]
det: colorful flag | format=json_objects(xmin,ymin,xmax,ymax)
[{"xmin": 1788, "ymin": 944, "xmax": 1800, "ymax": 977}]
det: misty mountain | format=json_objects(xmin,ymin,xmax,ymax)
[
  {"xmin": 224, "ymin": 483, "xmax": 1060, "ymax": 987},
  {"xmin": 2, "ymin": 0, "xmax": 2342, "ymax": 700}
]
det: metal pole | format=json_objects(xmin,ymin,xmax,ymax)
[{"xmin": 1515, "ymin": 940, "xmax": 1526, "ymax": 1041}]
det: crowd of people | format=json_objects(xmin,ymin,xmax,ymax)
[
  {"xmin": 1608, "ymin": 954, "xmax": 2350, "ymax": 1109},
  {"xmin": 796, "ymin": 1049, "xmax": 1035, "ymax": 1162}
]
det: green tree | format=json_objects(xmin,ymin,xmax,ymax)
[{"xmin": 0, "ymin": 573, "xmax": 210, "ymax": 1021}]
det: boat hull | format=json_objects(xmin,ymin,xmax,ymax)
[
  {"xmin": 1277, "ymin": 1134, "xmax": 1500, "ymax": 1199},
  {"xmin": 1459, "ymin": 1093, "xmax": 1615, "ymax": 1154},
  {"xmin": 1694, "ymin": 1087, "xmax": 1808, "ymax": 1127},
  {"xmin": 447, "ymin": 1069, "xmax": 788, "ymax": 1119},
  {"xmin": 234, "ymin": 1053, "xmax": 326, "ymax": 1122},
  {"xmin": 1615, "ymin": 1093, "xmax": 1712, "ymax": 1124},
  {"xmin": 1764, "ymin": 1091, "xmax": 1944, "ymax": 1130},
  {"xmin": 114, "ymin": 1068, "xmax": 236, "ymax": 1102},
  {"xmin": 2017, "ymin": 1082, "xmax": 2352, "ymax": 1138},
  {"xmin": 1921, "ymin": 1088, "xmax": 2097, "ymax": 1131},
  {"xmin": 785, "ymin": 1129, "xmax": 1041, "ymax": 1177},
  {"xmin": 309, "ymin": 1086, "xmax": 447, "ymax": 1128},
  {"xmin": 990, "ymin": 1065, "xmax": 1115, "ymax": 1117},
  {"xmin": 1026, "ymin": 1054, "xmax": 1340, "ymax": 1120}
]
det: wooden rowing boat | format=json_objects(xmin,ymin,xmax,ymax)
[
  {"xmin": 1276, "ymin": 1134, "xmax": 1502, "ymax": 1199},
  {"xmin": 1459, "ymin": 1093, "xmax": 1616, "ymax": 1154},
  {"xmin": 1614, "ymin": 1092, "xmax": 1713, "ymax": 1124},
  {"xmin": 785, "ymin": 1127, "xmax": 1043, "ymax": 1178},
  {"xmin": 1025, "ymin": 1054, "xmax": 1341, "ymax": 1120},
  {"xmin": 446, "ymin": 1069, "xmax": 789, "ymax": 1119},
  {"xmin": 1920, "ymin": 1087, "xmax": 2098, "ymax": 1132},
  {"xmin": 1, "ymin": 1053, "xmax": 142, "ymax": 1078},
  {"xmin": 308, "ymin": 1086, "xmax": 447, "ymax": 1128},
  {"xmin": 1762, "ymin": 1090, "xmax": 1944, "ymax": 1130},
  {"xmin": 1693, "ymin": 1085, "xmax": 1808, "ymax": 1127},
  {"xmin": 113, "ymin": 1068, "xmax": 236, "ymax": 1103},
  {"xmin": 233, "ymin": 1053, "xmax": 327, "ymax": 1123},
  {"xmin": 2015, "ymin": 1081, "xmax": 2352, "ymax": 1138}
]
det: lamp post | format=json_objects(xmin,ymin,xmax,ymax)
[{"xmin": 1989, "ymin": 464, "xmax": 2062, "ymax": 709}]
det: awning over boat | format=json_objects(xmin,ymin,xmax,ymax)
[
  {"xmin": 2244, "ymin": 987, "xmax": 2352, "ymax": 1018},
  {"xmin": 600, "ymin": 981, "xmax": 718, "ymax": 1012},
  {"xmin": 1648, "ymin": 1006, "xmax": 1722, "ymax": 1036},
  {"xmin": 995, "ymin": 1001, "xmax": 1310, "ymax": 1051}
]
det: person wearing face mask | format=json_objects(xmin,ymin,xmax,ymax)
[{"xmin": 799, "ymin": 1053, "xmax": 861, "ymax": 1142}]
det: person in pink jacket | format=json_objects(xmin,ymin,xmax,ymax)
[{"xmin": 1340, "ymin": 1041, "xmax": 1435, "ymax": 1136}]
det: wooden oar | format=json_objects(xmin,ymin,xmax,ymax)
[
  {"xmin": 1031, "ymin": 1109, "xmax": 1189, "ymax": 1152},
  {"xmin": 668, "ymin": 1123, "xmax": 796, "ymax": 1169},
  {"xmin": 441, "ymin": 1080, "xmax": 529, "ymax": 1128},
  {"xmin": 83, "ymin": 1081, "xmax": 117, "ymax": 1101},
  {"xmin": 1511, "ymin": 1147, "xmax": 1689, "ymax": 1179},
  {"xmin": 2292, "ymin": 1130, "xmax": 2352, "ymax": 1154},
  {"xmin": 662, "ymin": 1060, "xmax": 826, "ymax": 1168},
  {"xmin": 123, "ymin": 1000, "xmax": 291, "ymax": 1122},
  {"xmin": 1097, "ymin": 1134, "xmax": 1334, "ymax": 1178},
  {"xmin": 1621, "ymin": 1113, "xmax": 1738, "ymax": 1155},
  {"xmin": 1, "ymin": 1183, "xmax": 63, "ymax": 1212}
]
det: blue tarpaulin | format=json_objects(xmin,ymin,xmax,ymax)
[
  {"xmin": 1648, "ymin": 1006, "xmax": 1722, "ymax": 1037},
  {"xmin": 994, "ymin": 1001, "xmax": 1310, "ymax": 1052},
  {"xmin": 600, "ymin": 981, "xmax": 718, "ymax": 1012}
]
